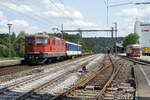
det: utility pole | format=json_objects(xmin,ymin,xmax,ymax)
[
  {"xmin": 113, "ymin": 22, "xmax": 117, "ymax": 55},
  {"xmin": 78, "ymin": 28, "xmax": 82, "ymax": 45},
  {"xmin": 61, "ymin": 24, "xmax": 63, "ymax": 39},
  {"xmin": 7, "ymin": 24, "xmax": 12, "ymax": 58},
  {"xmin": 111, "ymin": 27, "xmax": 114, "ymax": 54}
]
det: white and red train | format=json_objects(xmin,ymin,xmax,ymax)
[
  {"xmin": 126, "ymin": 44, "xmax": 141, "ymax": 57},
  {"xmin": 24, "ymin": 33, "xmax": 82, "ymax": 64}
]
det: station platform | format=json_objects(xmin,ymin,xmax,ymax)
[
  {"xmin": 118, "ymin": 53, "xmax": 150, "ymax": 100},
  {"xmin": 0, "ymin": 59, "xmax": 23, "ymax": 67},
  {"xmin": 134, "ymin": 64, "xmax": 150, "ymax": 100},
  {"xmin": 135, "ymin": 56, "xmax": 150, "ymax": 62}
]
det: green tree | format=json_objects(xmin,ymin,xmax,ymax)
[
  {"xmin": 15, "ymin": 31, "xmax": 26, "ymax": 57},
  {"xmin": 123, "ymin": 33, "xmax": 139, "ymax": 48}
]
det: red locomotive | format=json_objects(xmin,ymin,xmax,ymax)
[{"xmin": 24, "ymin": 33, "xmax": 82, "ymax": 64}]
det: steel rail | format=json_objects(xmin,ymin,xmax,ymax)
[
  {"xmin": 0, "ymin": 54, "xmax": 91, "ymax": 76},
  {"xmin": 15, "ymin": 71, "xmax": 71, "ymax": 100},
  {"xmin": 118, "ymin": 55, "xmax": 150, "ymax": 65},
  {"xmin": 95, "ymin": 61, "xmax": 124, "ymax": 100},
  {"xmin": 1, "ymin": 55, "xmax": 94, "ymax": 92},
  {"xmin": 50, "ymin": 55, "xmax": 119, "ymax": 100},
  {"xmin": 14, "ymin": 57, "xmax": 92, "ymax": 100}
]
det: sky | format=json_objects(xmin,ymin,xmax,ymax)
[{"xmin": 0, "ymin": 0, "xmax": 150, "ymax": 37}]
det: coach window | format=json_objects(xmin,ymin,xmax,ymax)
[{"xmin": 52, "ymin": 40, "xmax": 55, "ymax": 46}]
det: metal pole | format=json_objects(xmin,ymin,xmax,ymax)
[
  {"xmin": 78, "ymin": 28, "xmax": 82, "ymax": 45},
  {"xmin": 61, "ymin": 24, "xmax": 63, "ymax": 39},
  {"xmin": 111, "ymin": 27, "xmax": 114, "ymax": 54},
  {"xmin": 114, "ymin": 23, "xmax": 117, "ymax": 55},
  {"xmin": 7, "ymin": 24, "xmax": 12, "ymax": 57},
  {"xmin": 80, "ymin": 31, "xmax": 82, "ymax": 45}
]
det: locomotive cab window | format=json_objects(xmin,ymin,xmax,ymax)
[
  {"xmin": 25, "ymin": 37, "xmax": 34, "ymax": 45},
  {"xmin": 36, "ymin": 37, "xmax": 49, "ymax": 45}
]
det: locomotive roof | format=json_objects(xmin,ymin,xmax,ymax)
[
  {"xmin": 26, "ymin": 34, "xmax": 64, "ymax": 40},
  {"xmin": 66, "ymin": 41, "xmax": 82, "ymax": 46},
  {"xmin": 26, "ymin": 34, "xmax": 81, "ymax": 46},
  {"xmin": 127, "ymin": 44, "xmax": 140, "ymax": 47}
]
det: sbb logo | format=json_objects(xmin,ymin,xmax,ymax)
[{"xmin": 142, "ymin": 29, "xmax": 149, "ymax": 32}]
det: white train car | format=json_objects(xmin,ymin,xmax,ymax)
[
  {"xmin": 66, "ymin": 41, "xmax": 82, "ymax": 57},
  {"xmin": 134, "ymin": 20, "xmax": 150, "ymax": 55}
]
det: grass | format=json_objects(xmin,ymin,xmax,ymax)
[{"xmin": 0, "ymin": 57, "xmax": 23, "ymax": 61}]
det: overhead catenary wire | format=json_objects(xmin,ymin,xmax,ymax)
[
  {"xmin": 9, "ymin": 0, "xmax": 59, "ymax": 27},
  {"xmin": 104, "ymin": 0, "xmax": 107, "ymax": 6},
  {"xmin": 109, "ymin": 2, "xmax": 133, "ymax": 7},
  {"xmin": 49, "ymin": 0, "xmax": 81, "ymax": 29},
  {"xmin": 49, "ymin": 0, "xmax": 74, "ymax": 21},
  {"xmin": 0, "ymin": 2, "xmax": 55, "ymax": 31}
]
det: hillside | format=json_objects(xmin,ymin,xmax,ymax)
[{"xmin": 0, "ymin": 32, "xmax": 124, "ymax": 57}]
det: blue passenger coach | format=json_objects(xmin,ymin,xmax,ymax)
[{"xmin": 66, "ymin": 41, "xmax": 82, "ymax": 56}]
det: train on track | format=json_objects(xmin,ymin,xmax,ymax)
[
  {"xmin": 126, "ymin": 44, "xmax": 141, "ymax": 57},
  {"xmin": 24, "ymin": 33, "xmax": 82, "ymax": 64}
]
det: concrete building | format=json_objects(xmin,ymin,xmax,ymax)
[
  {"xmin": 134, "ymin": 20, "xmax": 150, "ymax": 55},
  {"xmin": 134, "ymin": 20, "xmax": 150, "ymax": 47}
]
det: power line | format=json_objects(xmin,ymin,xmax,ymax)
[
  {"xmin": 49, "ymin": 0, "xmax": 81, "ymax": 29},
  {"xmin": 9, "ymin": 0, "xmax": 59, "ymax": 27},
  {"xmin": 49, "ymin": 0, "xmax": 74, "ymax": 21},
  {"xmin": 104, "ymin": 0, "xmax": 107, "ymax": 6},
  {"xmin": 0, "ymin": 2, "xmax": 50, "ymax": 30},
  {"xmin": 109, "ymin": 2, "xmax": 133, "ymax": 7}
]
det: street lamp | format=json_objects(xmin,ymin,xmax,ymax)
[{"xmin": 7, "ymin": 24, "xmax": 12, "ymax": 57}]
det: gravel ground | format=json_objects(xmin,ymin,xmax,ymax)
[
  {"xmin": 39, "ymin": 54, "xmax": 104, "ymax": 94},
  {"xmin": 24, "ymin": 54, "xmax": 105, "ymax": 100},
  {"xmin": 0, "ymin": 54, "xmax": 95, "ymax": 83},
  {"xmin": 0, "ymin": 54, "xmax": 105, "ymax": 100},
  {"xmin": 103, "ymin": 59, "xmax": 135, "ymax": 100}
]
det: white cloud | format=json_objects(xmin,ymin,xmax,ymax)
[
  {"xmin": 116, "ymin": 8, "xmax": 139, "ymax": 17},
  {"xmin": 0, "ymin": 1, "xmax": 34, "ymax": 13},
  {"xmin": 0, "ymin": 10, "xmax": 39, "ymax": 34},
  {"xmin": 113, "ymin": 6, "xmax": 150, "ymax": 37},
  {"xmin": 10, "ymin": 20, "xmax": 29, "ymax": 28},
  {"xmin": 66, "ymin": 20, "xmax": 98, "ymax": 28},
  {"xmin": 0, "ymin": 0, "xmax": 99, "ymax": 36}
]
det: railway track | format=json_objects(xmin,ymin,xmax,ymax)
[
  {"xmin": 118, "ymin": 55, "xmax": 150, "ymax": 65},
  {"xmin": 0, "ymin": 54, "xmax": 135, "ymax": 100},
  {"xmin": 0, "ymin": 54, "xmax": 101, "ymax": 100},
  {"xmin": 0, "ymin": 65, "xmax": 37, "ymax": 76},
  {"xmin": 48, "ymin": 55, "xmax": 125, "ymax": 100},
  {"xmin": 0, "ymin": 55, "xmax": 95, "ymax": 77}
]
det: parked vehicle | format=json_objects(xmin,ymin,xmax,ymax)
[{"xmin": 142, "ymin": 47, "xmax": 150, "ymax": 56}]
